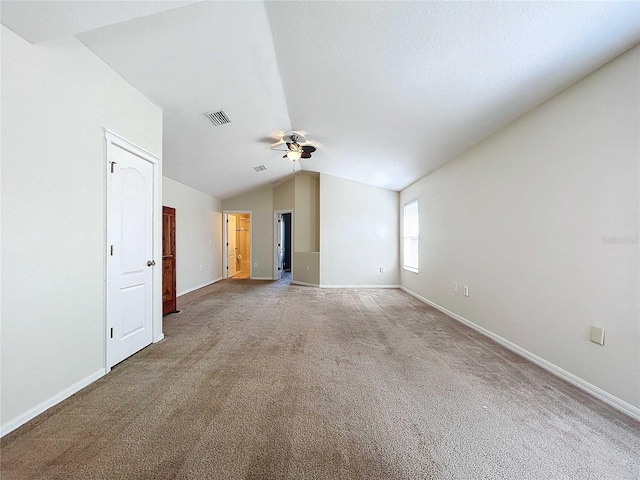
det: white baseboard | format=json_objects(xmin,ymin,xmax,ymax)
[
  {"xmin": 153, "ymin": 333, "xmax": 165, "ymax": 343},
  {"xmin": 177, "ymin": 277, "xmax": 222, "ymax": 297},
  {"xmin": 1, "ymin": 368, "xmax": 107, "ymax": 438},
  {"xmin": 251, "ymin": 277, "xmax": 273, "ymax": 280},
  {"xmin": 292, "ymin": 280, "xmax": 319, "ymax": 287},
  {"xmin": 400, "ymin": 286, "xmax": 640, "ymax": 422},
  {"xmin": 320, "ymin": 284, "xmax": 400, "ymax": 289}
]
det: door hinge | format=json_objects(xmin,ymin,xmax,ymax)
[
  {"xmin": 226, "ymin": 242, "xmax": 228, "ymax": 246},
  {"xmin": 110, "ymin": 327, "xmax": 114, "ymax": 339},
  {"xmin": 110, "ymin": 161, "xmax": 117, "ymax": 173},
  {"xmin": 110, "ymin": 245, "xmax": 114, "ymax": 256},
  {"xmin": 226, "ymin": 266, "xmax": 228, "ymax": 269}
]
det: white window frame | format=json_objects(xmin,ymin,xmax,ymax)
[{"xmin": 403, "ymin": 200, "xmax": 419, "ymax": 273}]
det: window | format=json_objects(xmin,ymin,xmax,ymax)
[{"xmin": 403, "ymin": 200, "xmax": 419, "ymax": 273}]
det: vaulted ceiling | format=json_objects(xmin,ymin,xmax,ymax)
[{"xmin": 3, "ymin": 1, "xmax": 639, "ymax": 199}]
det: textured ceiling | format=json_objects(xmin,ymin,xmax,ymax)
[
  {"xmin": 3, "ymin": 1, "xmax": 639, "ymax": 199},
  {"xmin": 0, "ymin": 1, "xmax": 202, "ymax": 43},
  {"xmin": 265, "ymin": 1, "xmax": 640, "ymax": 191},
  {"xmin": 77, "ymin": 1, "xmax": 293, "ymax": 199}
]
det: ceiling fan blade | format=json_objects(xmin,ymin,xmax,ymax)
[
  {"xmin": 286, "ymin": 142, "xmax": 293, "ymax": 150},
  {"xmin": 268, "ymin": 140, "xmax": 285, "ymax": 149},
  {"xmin": 301, "ymin": 145, "xmax": 316, "ymax": 154},
  {"xmin": 301, "ymin": 152, "xmax": 312, "ymax": 159},
  {"xmin": 259, "ymin": 130, "xmax": 289, "ymax": 142},
  {"xmin": 283, "ymin": 154, "xmax": 288, "ymax": 159},
  {"xmin": 260, "ymin": 136, "xmax": 285, "ymax": 150}
]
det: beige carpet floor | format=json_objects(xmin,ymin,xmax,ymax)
[{"xmin": 2, "ymin": 276, "xmax": 639, "ymax": 479}]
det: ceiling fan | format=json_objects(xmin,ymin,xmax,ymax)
[
  {"xmin": 260, "ymin": 131, "xmax": 318, "ymax": 162},
  {"xmin": 282, "ymin": 135, "xmax": 316, "ymax": 162}
]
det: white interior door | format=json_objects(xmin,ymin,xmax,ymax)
[
  {"xmin": 107, "ymin": 143, "xmax": 154, "ymax": 368},
  {"xmin": 228, "ymin": 215, "xmax": 237, "ymax": 277}
]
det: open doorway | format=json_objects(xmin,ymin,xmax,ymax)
[
  {"xmin": 274, "ymin": 210, "xmax": 293, "ymax": 281},
  {"xmin": 283, "ymin": 213, "xmax": 292, "ymax": 272},
  {"xmin": 224, "ymin": 211, "xmax": 252, "ymax": 279}
]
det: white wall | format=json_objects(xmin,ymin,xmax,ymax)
[
  {"xmin": 401, "ymin": 46, "xmax": 639, "ymax": 411},
  {"xmin": 162, "ymin": 177, "xmax": 222, "ymax": 295},
  {"xmin": 222, "ymin": 187, "xmax": 274, "ymax": 279},
  {"xmin": 293, "ymin": 252, "xmax": 320, "ymax": 285},
  {"xmin": 320, "ymin": 174, "xmax": 399, "ymax": 287},
  {"xmin": 1, "ymin": 27, "xmax": 163, "ymax": 431},
  {"xmin": 273, "ymin": 176, "xmax": 295, "ymax": 211},
  {"xmin": 294, "ymin": 174, "xmax": 320, "ymax": 252}
]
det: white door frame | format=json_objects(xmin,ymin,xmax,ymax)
[
  {"xmin": 273, "ymin": 209, "xmax": 293, "ymax": 280},
  {"xmin": 223, "ymin": 210, "xmax": 252, "ymax": 279},
  {"xmin": 105, "ymin": 130, "xmax": 163, "ymax": 372}
]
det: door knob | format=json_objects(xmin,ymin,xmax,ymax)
[{"xmin": 147, "ymin": 260, "xmax": 156, "ymax": 266}]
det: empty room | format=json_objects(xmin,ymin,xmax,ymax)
[{"xmin": 1, "ymin": 1, "xmax": 639, "ymax": 479}]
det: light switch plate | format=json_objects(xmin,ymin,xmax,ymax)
[{"xmin": 590, "ymin": 325, "xmax": 605, "ymax": 345}]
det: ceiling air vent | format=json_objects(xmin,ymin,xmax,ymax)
[
  {"xmin": 253, "ymin": 165, "xmax": 267, "ymax": 172},
  {"xmin": 204, "ymin": 109, "xmax": 231, "ymax": 126}
]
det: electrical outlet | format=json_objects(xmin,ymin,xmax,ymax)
[
  {"xmin": 199, "ymin": 265, "xmax": 203, "ymax": 271},
  {"xmin": 380, "ymin": 267, "xmax": 384, "ymax": 273},
  {"xmin": 254, "ymin": 262, "xmax": 257, "ymax": 267},
  {"xmin": 464, "ymin": 286, "xmax": 469, "ymax": 297},
  {"xmin": 453, "ymin": 283, "xmax": 458, "ymax": 292},
  {"xmin": 306, "ymin": 265, "xmax": 310, "ymax": 272}
]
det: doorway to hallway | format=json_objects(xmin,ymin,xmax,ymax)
[
  {"xmin": 282, "ymin": 213, "xmax": 292, "ymax": 273},
  {"xmin": 274, "ymin": 209, "xmax": 293, "ymax": 281}
]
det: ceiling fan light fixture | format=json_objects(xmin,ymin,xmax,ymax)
[{"xmin": 286, "ymin": 150, "xmax": 302, "ymax": 161}]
